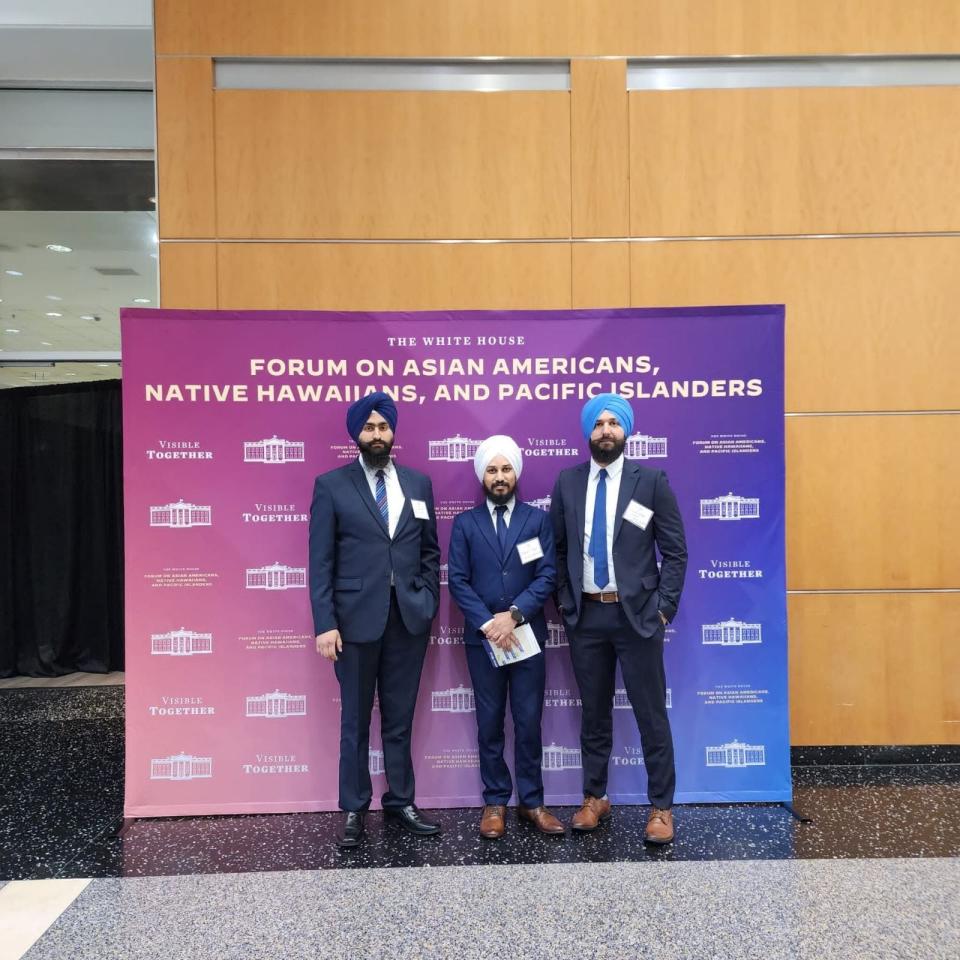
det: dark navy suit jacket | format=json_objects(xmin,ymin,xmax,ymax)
[
  {"xmin": 550, "ymin": 460, "xmax": 687, "ymax": 638},
  {"xmin": 447, "ymin": 500, "xmax": 556, "ymax": 646},
  {"xmin": 308, "ymin": 460, "xmax": 440, "ymax": 643}
]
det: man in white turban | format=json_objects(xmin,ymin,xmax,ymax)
[{"xmin": 447, "ymin": 436, "xmax": 564, "ymax": 839}]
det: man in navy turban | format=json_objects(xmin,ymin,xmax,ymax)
[
  {"xmin": 309, "ymin": 391, "xmax": 441, "ymax": 847},
  {"xmin": 550, "ymin": 393, "xmax": 688, "ymax": 845}
]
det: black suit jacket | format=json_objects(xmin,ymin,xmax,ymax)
[
  {"xmin": 549, "ymin": 459, "xmax": 687, "ymax": 638},
  {"xmin": 308, "ymin": 460, "xmax": 441, "ymax": 643}
]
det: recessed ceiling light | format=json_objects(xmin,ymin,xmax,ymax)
[
  {"xmin": 46, "ymin": 294, "xmax": 63, "ymax": 301},
  {"xmin": 96, "ymin": 363, "xmax": 110, "ymax": 367},
  {"xmin": 5, "ymin": 328, "xmax": 20, "ymax": 333},
  {"xmin": 41, "ymin": 341, "xmax": 52, "ymax": 346},
  {"xmin": 148, "ymin": 196, "xmax": 157, "ymax": 204},
  {"xmin": 4, "ymin": 270, "xmax": 23, "ymax": 277},
  {"xmin": 65, "ymin": 372, "xmax": 76, "ymax": 376},
  {"xmin": 45, "ymin": 311, "xmax": 63, "ymax": 317},
  {"xmin": 133, "ymin": 298, "xmax": 151, "ymax": 304},
  {"xmin": 80, "ymin": 315, "xmax": 95, "ymax": 321},
  {"xmin": 45, "ymin": 244, "xmax": 73, "ymax": 254}
]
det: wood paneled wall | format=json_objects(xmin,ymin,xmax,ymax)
[{"xmin": 154, "ymin": 0, "xmax": 960, "ymax": 746}]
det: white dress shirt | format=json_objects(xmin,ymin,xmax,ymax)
[
  {"xmin": 582, "ymin": 454, "xmax": 623, "ymax": 593},
  {"xmin": 359, "ymin": 456, "xmax": 403, "ymax": 539},
  {"xmin": 485, "ymin": 495, "xmax": 516, "ymax": 532}
]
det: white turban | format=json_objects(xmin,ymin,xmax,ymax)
[{"xmin": 473, "ymin": 434, "xmax": 523, "ymax": 483}]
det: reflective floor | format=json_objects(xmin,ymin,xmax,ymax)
[{"xmin": 1, "ymin": 685, "xmax": 958, "ymax": 959}]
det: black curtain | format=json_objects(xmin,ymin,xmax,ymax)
[{"xmin": 0, "ymin": 380, "xmax": 124, "ymax": 676}]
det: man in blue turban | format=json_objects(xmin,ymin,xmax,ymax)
[
  {"xmin": 550, "ymin": 393, "xmax": 688, "ymax": 844},
  {"xmin": 309, "ymin": 391, "xmax": 441, "ymax": 847}
]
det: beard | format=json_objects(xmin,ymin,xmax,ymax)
[
  {"xmin": 485, "ymin": 480, "xmax": 517, "ymax": 507},
  {"xmin": 589, "ymin": 435, "xmax": 625, "ymax": 465},
  {"xmin": 358, "ymin": 436, "xmax": 393, "ymax": 469}
]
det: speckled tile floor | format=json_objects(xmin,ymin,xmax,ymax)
[
  {"xmin": 19, "ymin": 858, "xmax": 960, "ymax": 960},
  {"xmin": 2, "ymin": 684, "xmax": 958, "ymax": 960}
]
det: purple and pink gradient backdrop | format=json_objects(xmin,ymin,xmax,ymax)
[{"xmin": 121, "ymin": 306, "xmax": 789, "ymax": 817}]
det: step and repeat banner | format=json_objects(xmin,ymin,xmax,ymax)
[{"xmin": 122, "ymin": 305, "xmax": 788, "ymax": 817}]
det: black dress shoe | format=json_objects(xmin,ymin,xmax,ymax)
[
  {"xmin": 384, "ymin": 804, "xmax": 441, "ymax": 836},
  {"xmin": 337, "ymin": 811, "xmax": 365, "ymax": 848}
]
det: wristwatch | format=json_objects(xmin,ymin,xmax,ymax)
[{"xmin": 509, "ymin": 605, "xmax": 524, "ymax": 624}]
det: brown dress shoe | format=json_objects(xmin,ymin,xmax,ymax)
[
  {"xmin": 570, "ymin": 795, "xmax": 612, "ymax": 832},
  {"xmin": 479, "ymin": 804, "xmax": 506, "ymax": 839},
  {"xmin": 518, "ymin": 805, "xmax": 566, "ymax": 835},
  {"xmin": 645, "ymin": 807, "xmax": 674, "ymax": 845}
]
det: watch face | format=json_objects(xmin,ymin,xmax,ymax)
[{"xmin": 511, "ymin": 608, "xmax": 522, "ymax": 623}]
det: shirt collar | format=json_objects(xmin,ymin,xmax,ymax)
[
  {"xmin": 590, "ymin": 453, "xmax": 625, "ymax": 481},
  {"xmin": 358, "ymin": 455, "xmax": 395, "ymax": 479},
  {"xmin": 486, "ymin": 495, "xmax": 516, "ymax": 518}
]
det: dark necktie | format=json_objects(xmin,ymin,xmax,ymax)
[
  {"xmin": 495, "ymin": 505, "xmax": 508, "ymax": 557},
  {"xmin": 590, "ymin": 468, "xmax": 609, "ymax": 588},
  {"xmin": 375, "ymin": 469, "xmax": 389, "ymax": 528}
]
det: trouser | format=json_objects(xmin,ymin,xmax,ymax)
[
  {"xmin": 334, "ymin": 592, "xmax": 429, "ymax": 811},
  {"xmin": 465, "ymin": 642, "xmax": 546, "ymax": 808},
  {"xmin": 568, "ymin": 599, "xmax": 675, "ymax": 808}
]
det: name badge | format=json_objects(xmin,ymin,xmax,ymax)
[
  {"xmin": 623, "ymin": 500, "xmax": 653, "ymax": 530},
  {"xmin": 410, "ymin": 499, "xmax": 430, "ymax": 520},
  {"xmin": 517, "ymin": 537, "xmax": 544, "ymax": 564}
]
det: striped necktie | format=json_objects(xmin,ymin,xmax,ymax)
[{"xmin": 375, "ymin": 469, "xmax": 389, "ymax": 528}]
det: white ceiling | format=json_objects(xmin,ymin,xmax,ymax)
[{"xmin": 0, "ymin": 210, "xmax": 158, "ymax": 388}]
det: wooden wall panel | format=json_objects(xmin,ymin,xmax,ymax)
[
  {"xmin": 572, "ymin": 242, "xmax": 630, "ymax": 307},
  {"xmin": 155, "ymin": 58, "xmax": 216, "ymax": 239},
  {"xmin": 159, "ymin": 242, "xmax": 218, "ymax": 309},
  {"xmin": 571, "ymin": 59, "xmax": 628, "ymax": 238},
  {"xmin": 789, "ymin": 593, "xmax": 960, "ymax": 745},
  {"xmin": 629, "ymin": 236, "xmax": 960, "ymax": 413},
  {"xmin": 214, "ymin": 91, "xmax": 571, "ymax": 240},
  {"xmin": 630, "ymin": 87, "xmax": 960, "ymax": 237},
  {"xmin": 786, "ymin": 415, "xmax": 960, "ymax": 590},
  {"xmin": 217, "ymin": 243, "xmax": 571, "ymax": 311},
  {"xmin": 156, "ymin": 0, "xmax": 960, "ymax": 57}
]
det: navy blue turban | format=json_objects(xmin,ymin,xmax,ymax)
[
  {"xmin": 346, "ymin": 391, "xmax": 398, "ymax": 441},
  {"xmin": 580, "ymin": 392, "xmax": 634, "ymax": 438}
]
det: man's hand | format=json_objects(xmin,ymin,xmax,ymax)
[
  {"xmin": 658, "ymin": 611, "xmax": 668, "ymax": 627},
  {"xmin": 485, "ymin": 611, "xmax": 519, "ymax": 650},
  {"xmin": 316, "ymin": 629, "xmax": 343, "ymax": 661}
]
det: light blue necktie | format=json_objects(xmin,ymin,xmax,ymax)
[
  {"xmin": 590, "ymin": 468, "xmax": 609, "ymax": 588},
  {"xmin": 375, "ymin": 469, "xmax": 389, "ymax": 528}
]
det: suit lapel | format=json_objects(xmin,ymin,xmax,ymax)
[
  {"xmin": 471, "ymin": 504, "xmax": 501, "ymax": 562},
  {"xmin": 572, "ymin": 462, "xmax": 590, "ymax": 549},
  {"xmin": 349, "ymin": 461, "xmax": 389, "ymax": 538},
  {"xmin": 502, "ymin": 501, "xmax": 532, "ymax": 562},
  {"xmin": 393, "ymin": 465, "xmax": 415, "ymax": 537},
  {"xmin": 613, "ymin": 459, "xmax": 641, "ymax": 543}
]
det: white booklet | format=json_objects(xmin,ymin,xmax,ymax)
[{"xmin": 483, "ymin": 622, "xmax": 542, "ymax": 668}]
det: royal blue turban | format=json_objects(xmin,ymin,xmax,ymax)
[
  {"xmin": 580, "ymin": 392, "xmax": 634, "ymax": 438},
  {"xmin": 346, "ymin": 391, "xmax": 398, "ymax": 441}
]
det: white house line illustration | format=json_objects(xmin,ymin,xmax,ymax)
[
  {"xmin": 243, "ymin": 436, "xmax": 306, "ymax": 464},
  {"xmin": 150, "ymin": 628, "xmax": 213, "ymax": 656},
  {"xmin": 702, "ymin": 619, "xmax": 763, "ymax": 646},
  {"xmin": 245, "ymin": 563, "xmax": 307, "ymax": 590},
  {"xmin": 624, "ymin": 433, "xmax": 668, "ymax": 459},
  {"xmin": 150, "ymin": 754, "xmax": 213, "ymax": 780},
  {"xmin": 542, "ymin": 743, "xmax": 582, "ymax": 770},
  {"xmin": 149, "ymin": 500, "xmax": 212, "ymax": 528},
  {"xmin": 428, "ymin": 435, "xmax": 482, "ymax": 461},
  {"xmin": 545, "ymin": 621, "xmax": 568, "ymax": 647},
  {"xmin": 700, "ymin": 493, "xmax": 760, "ymax": 520},
  {"xmin": 369, "ymin": 749, "xmax": 385, "ymax": 775},
  {"xmin": 431, "ymin": 686, "xmax": 475, "ymax": 713},
  {"xmin": 245, "ymin": 691, "xmax": 307, "ymax": 718},
  {"xmin": 439, "ymin": 564, "xmax": 449, "ymax": 586},
  {"xmin": 528, "ymin": 496, "xmax": 552, "ymax": 511},
  {"xmin": 705, "ymin": 740, "xmax": 766, "ymax": 768}
]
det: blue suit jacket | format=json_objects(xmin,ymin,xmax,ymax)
[
  {"xmin": 308, "ymin": 460, "xmax": 440, "ymax": 643},
  {"xmin": 447, "ymin": 500, "xmax": 556, "ymax": 646},
  {"xmin": 550, "ymin": 459, "xmax": 687, "ymax": 638}
]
